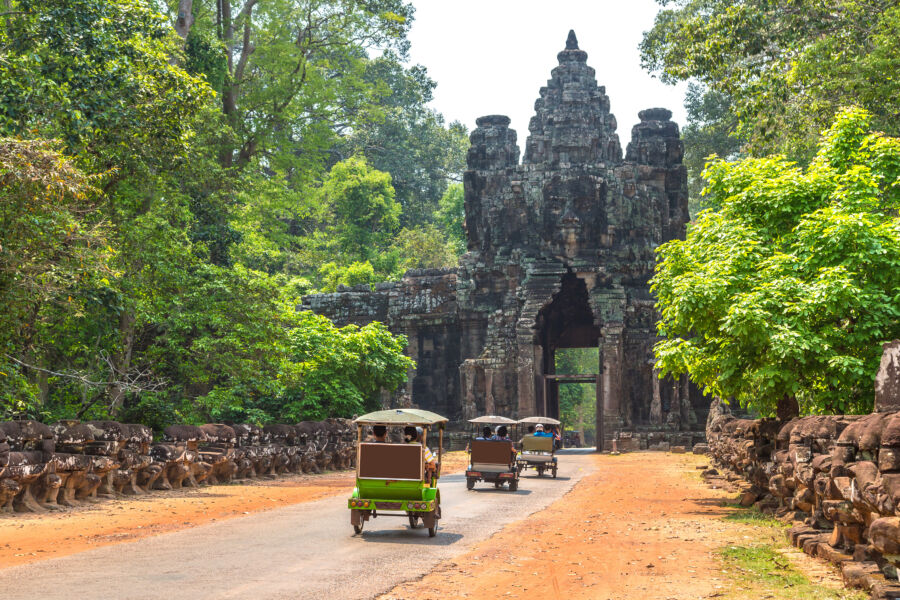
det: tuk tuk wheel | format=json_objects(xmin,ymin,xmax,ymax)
[
  {"xmin": 537, "ymin": 466, "xmax": 545, "ymax": 476},
  {"xmin": 552, "ymin": 466, "xmax": 558, "ymax": 478},
  {"xmin": 509, "ymin": 479, "xmax": 518, "ymax": 492},
  {"xmin": 408, "ymin": 513, "xmax": 420, "ymax": 528},
  {"xmin": 466, "ymin": 477, "xmax": 475, "ymax": 490},
  {"xmin": 353, "ymin": 523, "xmax": 363, "ymax": 534},
  {"xmin": 428, "ymin": 501, "xmax": 440, "ymax": 537}
]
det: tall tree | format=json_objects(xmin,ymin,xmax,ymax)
[
  {"xmin": 641, "ymin": 0, "xmax": 900, "ymax": 161},
  {"xmin": 653, "ymin": 109, "xmax": 900, "ymax": 417}
]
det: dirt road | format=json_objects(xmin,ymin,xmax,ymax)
[{"xmin": 0, "ymin": 451, "xmax": 595, "ymax": 600}]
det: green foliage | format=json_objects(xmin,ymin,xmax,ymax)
[
  {"xmin": 436, "ymin": 183, "xmax": 466, "ymax": 254},
  {"xmin": 387, "ymin": 225, "xmax": 458, "ymax": 272},
  {"xmin": 318, "ymin": 261, "xmax": 379, "ymax": 293},
  {"xmin": 0, "ymin": 0, "xmax": 452, "ymax": 427},
  {"xmin": 555, "ymin": 348, "xmax": 597, "ymax": 435},
  {"xmin": 320, "ymin": 156, "xmax": 401, "ymax": 258},
  {"xmin": 681, "ymin": 84, "xmax": 744, "ymax": 214},
  {"xmin": 653, "ymin": 109, "xmax": 900, "ymax": 416},
  {"xmin": 272, "ymin": 312, "xmax": 415, "ymax": 422},
  {"xmin": 641, "ymin": 0, "xmax": 900, "ymax": 161},
  {"xmin": 342, "ymin": 53, "xmax": 469, "ymax": 227},
  {"xmin": 0, "ymin": 138, "xmax": 110, "ymax": 418}
]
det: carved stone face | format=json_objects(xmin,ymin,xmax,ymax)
[{"xmin": 541, "ymin": 174, "xmax": 608, "ymax": 260}]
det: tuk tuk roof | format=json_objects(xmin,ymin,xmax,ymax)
[
  {"xmin": 517, "ymin": 416, "xmax": 561, "ymax": 425},
  {"xmin": 354, "ymin": 408, "xmax": 448, "ymax": 426},
  {"xmin": 468, "ymin": 415, "xmax": 517, "ymax": 424}
]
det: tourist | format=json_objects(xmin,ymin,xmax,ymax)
[
  {"xmin": 370, "ymin": 425, "xmax": 387, "ymax": 443},
  {"xmin": 533, "ymin": 424, "xmax": 553, "ymax": 438}
]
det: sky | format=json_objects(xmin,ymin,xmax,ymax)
[{"xmin": 406, "ymin": 0, "xmax": 687, "ymax": 147}]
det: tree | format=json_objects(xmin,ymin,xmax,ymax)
[
  {"xmin": 436, "ymin": 183, "xmax": 466, "ymax": 254},
  {"xmin": 0, "ymin": 138, "xmax": 109, "ymax": 416},
  {"xmin": 341, "ymin": 54, "xmax": 469, "ymax": 227},
  {"xmin": 555, "ymin": 348, "xmax": 597, "ymax": 438},
  {"xmin": 681, "ymin": 84, "xmax": 744, "ymax": 214},
  {"xmin": 162, "ymin": 0, "xmax": 415, "ymax": 171},
  {"xmin": 641, "ymin": 0, "xmax": 900, "ymax": 161},
  {"xmin": 652, "ymin": 108, "xmax": 900, "ymax": 417},
  {"xmin": 319, "ymin": 156, "xmax": 401, "ymax": 259},
  {"xmin": 259, "ymin": 312, "xmax": 414, "ymax": 422}
]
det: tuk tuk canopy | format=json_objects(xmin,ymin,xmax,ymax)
[
  {"xmin": 517, "ymin": 416, "xmax": 561, "ymax": 426},
  {"xmin": 467, "ymin": 415, "xmax": 517, "ymax": 424},
  {"xmin": 354, "ymin": 409, "xmax": 448, "ymax": 427}
]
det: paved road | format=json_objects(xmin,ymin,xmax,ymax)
[{"xmin": 0, "ymin": 451, "xmax": 596, "ymax": 600}]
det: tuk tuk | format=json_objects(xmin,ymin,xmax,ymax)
[
  {"xmin": 516, "ymin": 416, "xmax": 560, "ymax": 478},
  {"xmin": 348, "ymin": 409, "xmax": 447, "ymax": 537},
  {"xmin": 464, "ymin": 415, "xmax": 519, "ymax": 491}
]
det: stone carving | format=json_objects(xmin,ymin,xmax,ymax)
[
  {"xmin": 0, "ymin": 418, "xmax": 355, "ymax": 514},
  {"xmin": 703, "ymin": 341, "xmax": 900, "ymax": 596},
  {"xmin": 303, "ymin": 32, "xmax": 706, "ymax": 437}
]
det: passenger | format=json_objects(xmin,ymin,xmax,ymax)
[
  {"xmin": 491, "ymin": 425, "xmax": 517, "ymax": 461},
  {"xmin": 406, "ymin": 426, "xmax": 437, "ymax": 477},
  {"xmin": 491, "ymin": 425, "xmax": 511, "ymax": 441},
  {"xmin": 370, "ymin": 425, "xmax": 387, "ymax": 442},
  {"xmin": 533, "ymin": 424, "xmax": 553, "ymax": 438},
  {"xmin": 518, "ymin": 425, "xmax": 535, "ymax": 448},
  {"xmin": 475, "ymin": 426, "xmax": 492, "ymax": 441}
]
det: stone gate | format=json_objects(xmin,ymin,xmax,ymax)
[{"xmin": 303, "ymin": 32, "xmax": 708, "ymax": 442}]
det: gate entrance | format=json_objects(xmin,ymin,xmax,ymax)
[
  {"xmin": 540, "ymin": 373, "xmax": 602, "ymax": 448},
  {"xmin": 534, "ymin": 272, "xmax": 605, "ymax": 449}
]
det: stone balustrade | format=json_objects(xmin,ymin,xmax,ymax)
[{"xmin": 0, "ymin": 418, "xmax": 356, "ymax": 514}]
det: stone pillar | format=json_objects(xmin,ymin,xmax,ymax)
[
  {"xmin": 484, "ymin": 369, "xmax": 495, "ymax": 414},
  {"xmin": 876, "ymin": 340, "xmax": 900, "ymax": 412},
  {"xmin": 650, "ymin": 367, "xmax": 663, "ymax": 425}
]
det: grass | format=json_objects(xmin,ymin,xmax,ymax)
[
  {"xmin": 722, "ymin": 505, "xmax": 788, "ymax": 528},
  {"xmin": 717, "ymin": 544, "xmax": 867, "ymax": 600}
]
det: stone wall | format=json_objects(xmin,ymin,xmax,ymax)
[
  {"xmin": 0, "ymin": 418, "xmax": 355, "ymax": 514},
  {"xmin": 703, "ymin": 343, "xmax": 900, "ymax": 599},
  {"xmin": 302, "ymin": 31, "xmax": 706, "ymax": 435}
]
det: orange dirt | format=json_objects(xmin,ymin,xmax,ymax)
[
  {"xmin": 380, "ymin": 452, "xmax": 775, "ymax": 600},
  {"xmin": 0, "ymin": 450, "xmax": 469, "ymax": 569}
]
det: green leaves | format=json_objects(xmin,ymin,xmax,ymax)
[
  {"xmin": 275, "ymin": 312, "xmax": 414, "ymax": 422},
  {"xmin": 653, "ymin": 109, "xmax": 900, "ymax": 416},
  {"xmin": 642, "ymin": 0, "xmax": 900, "ymax": 161}
]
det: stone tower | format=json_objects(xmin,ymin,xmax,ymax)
[{"xmin": 303, "ymin": 32, "xmax": 703, "ymax": 438}]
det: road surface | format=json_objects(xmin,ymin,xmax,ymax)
[{"xmin": 0, "ymin": 451, "xmax": 596, "ymax": 600}]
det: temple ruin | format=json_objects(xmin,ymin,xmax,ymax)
[{"xmin": 303, "ymin": 31, "xmax": 708, "ymax": 445}]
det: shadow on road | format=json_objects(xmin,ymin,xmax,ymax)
[
  {"xmin": 518, "ymin": 475, "xmax": 571, "ymax": 481},
  {"xmin": 465, "ymin": 487, "xmax": 533, "ymax": 495},
  {"xmin": 355, "ymin": 529, "xmax": 464, "ymax": 546}
]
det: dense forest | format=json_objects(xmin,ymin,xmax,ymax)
[{"xmin": 0, "ymin": 0, "xmax": 465, "ymax": 427}]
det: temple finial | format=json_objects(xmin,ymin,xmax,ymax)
[{"xmin": 566, "ymin": 30, "xmax": 578, "ymax": 50}]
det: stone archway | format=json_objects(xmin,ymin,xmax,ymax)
[{"xmin": 533, "ymin": 272, "xmax": 601, "ymax": 419}]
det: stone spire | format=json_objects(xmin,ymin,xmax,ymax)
[{"xmin": 524, "ymin": 32, "xmax": 622, "ymax": 166}]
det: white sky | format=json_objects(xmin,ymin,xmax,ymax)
[{"xmin": 406, "ymin": 0, "xmax": 687, "ymax": 147}]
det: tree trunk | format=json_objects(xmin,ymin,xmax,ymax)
[
  {"xmin": 107, "ymin": 310, "xmax": 135, "ymax": 417},
  {"xmin": 174, "ymin": 0, "xmax": 195, "ymax": 39},
  {"xmin": 776, "ymin": 394, "xmax": 800, "ymax": 422}
]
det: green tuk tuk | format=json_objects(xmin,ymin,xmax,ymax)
[
  {"xmin": 516, "ymin": 416, "xmax": 560, "ymax": 478},
  {"xmin": 348, "ymin": 409, "xmax": 447, "ymax": 537}
]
